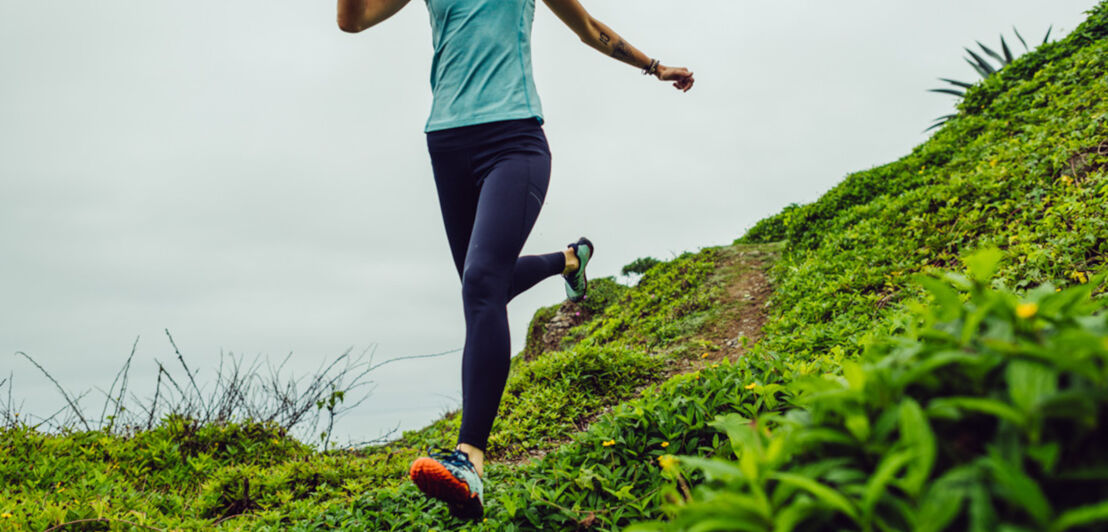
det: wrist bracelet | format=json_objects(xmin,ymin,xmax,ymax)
[{"xmin": 642, "ymin": 58, "xmax": 660, "ymax": 77}]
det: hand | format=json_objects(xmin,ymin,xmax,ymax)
[{"xmin": 656, "ymin": 65, "xmax": 694, "ymax": 92}]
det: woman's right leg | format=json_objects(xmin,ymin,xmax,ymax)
[{"xmin": 427, "ymin": 148, "xmax": 565, "ymax": 303}]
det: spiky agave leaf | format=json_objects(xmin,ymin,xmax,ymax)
[
  {"xmin": 938, "ymin": 78, "xmax": 975, "ymax": 89},
  {"xmin": 929, "ymin": 88, "xmax": 967, "ymax": 97},
  {"xmin": 964, "ymin": 48, "xmax": 998, "ymax": 76},
  {"xmin": 928, "ymin": 25, "xmax": 1053, "ymax": 132},
  {"xmin": 977, "ymin": 41, "xmax": 1007, "ymax": 65},
  {"xmin": 964, "ymin": 57, "xmax": 991, "ymax": 79},
  {"xmin": 925, "ymin": 115, "xmax": 959, "ymax": 132},
  {"xmin": 1013, "ymin": 26, "xmax": 1030, "ymax": 52}
]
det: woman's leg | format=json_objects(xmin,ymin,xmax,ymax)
[
  {"xmin": 455, "ymin": 146, "xmax": 553, "ymax": 456},
  {"xmin": 427, "ymin": 147, "xmax": 565, "ymax": 302},
  {"xmin": 508, "ymin": 253, "xmax": 566, "ymax": 301}
]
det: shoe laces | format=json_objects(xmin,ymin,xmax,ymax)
[{"xmin": 427, "ymin": 447, "xmax": 478, "ymax": 473}]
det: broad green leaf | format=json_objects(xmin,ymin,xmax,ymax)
[
  {"xmin": 679, "ymin": 456, "xmax": 746, "ymax": 483},
  {"xmin": 963, "ymin": 248, "xmax": 1004, "ymax": 284},
  {"xmin": 1026, "ymin": 442, "xmax": 1060, "ymax": 475},
  {"xmin": 773, "ymin": 499, "xmax": 818, "ymax": 532},
  {"xmin": 917, "ymin": 465, "xmax": 981, "ymax": 532},
  {"xmin": 927, "ymin": 397, "xmax": 1026, "ymax": 427},
  {"xmin": 1038, "ymin": 391, "xmax": 1097, "ymax": 427},
  {"xmin": 961, "ymin": 299, "xmax": 996, "ymax": 344},
  {"xmin": 915, "ymin": 275, "xmax": 963, "ymax": 321},
  {"xmin": 1050, "ymin": 499, "xmax": 1108, "ymax": 532},
  {"xmin": 968, "ymin": 482, "xmax": 998, "ymax": 532},
  {"xmin": 1006, "ymin": 359, "xmax": 1057, "ymax": 415},
  {"xmin": 893, "ymin": 350, "xmax": 979, "ymax": 390},
  {"xmin": 772, "ymin": 472, "xmax": 859, "ymax": 523},
  {"xmin": 984, "ymin": 455, "xmax": 1052, "ymax": 527},
  {"xmin": 845, "ymin": 412, "xmax": 871, "ymax": 442},
  {"xmin": 862, "ymin": 450, "xmax": 914, "ymax": 521},
  {"xmin": 765, "ymin": 432, "xmax": 789, "ymax": 466},
  {"xmin": 898, "ymin": 399, "xmax": 936, "ymax": 496},
  {"xmin": 710, "ymin": 414, "xmax": 755, "ymax": 453},
  {"xmin": 791, "ymin": 427, "xmax": 856, "ymax": 449},
  {"xmin": 689, "ymin": 518, "xmax": 765, "ymax": 532},
  {"xmin": 843, "ymin": 361, "xmax": 867, "ymax": 391}
]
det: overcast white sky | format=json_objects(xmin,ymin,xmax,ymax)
[{"xmin": 1, "ymin": 1, "xmax": 1097, "ymax": 442}]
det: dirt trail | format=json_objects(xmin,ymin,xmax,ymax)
[{"xmin": 503, "ymin": 243, "xmax": 778, "ymax": 466}]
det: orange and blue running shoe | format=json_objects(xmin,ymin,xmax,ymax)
[{"xmin": 409, "ymin": 447, "xmax": 484, "ymax": 520}]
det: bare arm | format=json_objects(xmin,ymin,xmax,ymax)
[
  {"xmin": 542, "ymin": 0, "xmax": 694, "ymax": 92},
  {"xmin": 337, "ymin": 0, "xmax": 412, "ymax": 33}
]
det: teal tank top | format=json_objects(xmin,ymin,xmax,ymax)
[{"xmin": 423, "ymin": 0, "xmax": 544, "ymax": 132}]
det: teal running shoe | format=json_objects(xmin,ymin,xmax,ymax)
[
  {"xmin": 564, "ymin": 237, "xmax": 594, "ymax": 303},
  {"xmin": 409, "ymin": 447, "xmax": 484, "ymax": 520}
]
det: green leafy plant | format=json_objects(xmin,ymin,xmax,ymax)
[
  {"xmin": 622, "ymin": 256, "xmax": 662, "ymax": 276},
  {"xmin": 928, "ymin": 26, "xmax": 1054, "ymax": 131},
  {"xmin": 637, "ymin": 251, "xmax": 1108, "ymax": 531}
]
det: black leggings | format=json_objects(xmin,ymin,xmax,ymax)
[{"xmin": 427, "ymin": 118, "xmax": 566, "ymax": 452}]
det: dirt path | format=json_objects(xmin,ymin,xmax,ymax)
[{"xmin": 503, "ymin": 243, "xmax": 778, "ymax": 466}]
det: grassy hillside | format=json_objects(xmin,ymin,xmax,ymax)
[{"xmin": 3, "ymin": 2, "xmax": 1107, "ymax": 530}]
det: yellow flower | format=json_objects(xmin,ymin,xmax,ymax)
[
  {"xmin": 602, "ymin": 440, "xmax": 616, "ymax": 447},
  {"xmin": 701, "ymin": 352, "xmax": 711, "ymax": 359},
  {"xmin": 658, "ymin": 455, "xmax": 678, "ymax": 471},
  {"xmin": 661, "ymin": 441, "xmax": 670, "ymax": 448},
  {"xmin": 0, "ymin": 513, "xmax": 11, "ymax": 519},
  {"xmin": 744, "ymin": 382, "xmax": 758, "ymax": 390},
  {"xmin": 1016, "ymin": 302, "xmax": 1039, "ymax": 319}
]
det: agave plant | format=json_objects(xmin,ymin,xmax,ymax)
[{"xmin": 927, "ymin": 26, "xmax": 1053, "ymax": 131}]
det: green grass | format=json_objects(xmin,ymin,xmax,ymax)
[{"xmin": 3, "ymin": 2, "xmax": 1108, "ymax": 529}]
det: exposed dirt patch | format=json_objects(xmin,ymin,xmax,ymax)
[
  {"xmin": 522, "ymin": 301, "xmax": 594, "ymax": 361},
  {"xmin": 499, "ymin": 243, "xmax": 779, "ymax": 466}
]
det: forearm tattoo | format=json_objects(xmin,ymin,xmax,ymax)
[
  {"xmin": 599, "ymin": 31, "xmax": 611, "ymax": 45},
  {"xmin": 611, "ymin": 39, "xmax": 634, "ymax": 62}
]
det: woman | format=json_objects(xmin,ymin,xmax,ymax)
[{"xmin": 337, "ymin": 0, "xmax": 694, "ymax": 520}]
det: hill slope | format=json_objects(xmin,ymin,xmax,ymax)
[{"xmin": 2, "ymin": 2, "xmax": 1108, "ymax": 530}]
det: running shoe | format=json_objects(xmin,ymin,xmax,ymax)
[
  {"xmin": 564, "ymin": 237, "xmax": 594, "ymax": 303},
  {"xmin": 409, "ymin": 447, "xmax": 484, "ymax": 520}
]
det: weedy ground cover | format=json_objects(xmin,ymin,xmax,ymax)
[
  {"xmin": 2, "ymin": 2, "xmax": 1107, "ymax": 529},
  {"xmin": 633, "ymin": 252, "xmax": 1108, "ymax": 531},
  {"xmin": 0, "ymin": 242, "xmax": 773, "ymax": 530}
]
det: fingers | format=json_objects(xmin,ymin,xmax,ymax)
[
  {"xmin": 673, "ymin": 73, "xmax": 694, "ymax": 92},
  {"xmin": 660, "ymin": 66, "xmax": 694, "ymax": 92}
]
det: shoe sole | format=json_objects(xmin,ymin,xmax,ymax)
[{"xmin": 409, "ymin": 457, "xmax": 483, "ymax": 519}]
